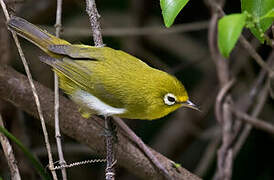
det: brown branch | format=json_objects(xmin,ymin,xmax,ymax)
[
  {"xmin": 0, "ymin": 65, "xmax": 201, "ymax": 179},
  {"xmin": 230, "ymin": 105, "xmax": 274, "ymax": 135},
  {"xmin": 239, "ymin": 36, "xmax": 273, "ymax": 74},
  {"xmin": 215, "ymin": 97, "xmax": 234, "ymax": 180},
  {"xmin": 207, "ymin": 2, "xmax": 229, "ymax": 86},
  {"xmin": 113, "ymin": 117, "xmax": 171, "ymax": 179},
  {"xmin": 207, "ymin": 1, "xmax": 236, "ymax": 180},
  {"xmin": 215, "ymin": 80, "xmax": 235, "ymax": 123}
]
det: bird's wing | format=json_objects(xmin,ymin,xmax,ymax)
[
  {"xmin": 39, "ymin": 55, "xmax": 124, "ymax": 108},
  {"xmin": 40, "ymin": 55, "xmax": 93, "ymax": 92},
  {"xmin": 48, "ymin": 44, "xmax": 112, "ymax": 60}
]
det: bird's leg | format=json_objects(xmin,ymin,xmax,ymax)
[
  {"xmin": 104, "ymin": 116, "xmax": 116, "ymax": 180},
  {"xmin": 104, "ymin": 118, "xmax": 118, "ymax": 142}
]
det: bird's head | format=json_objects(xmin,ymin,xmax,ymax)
[{"xmin": 146, "ymin": 72, "xmax": 199, "ymax": 120}]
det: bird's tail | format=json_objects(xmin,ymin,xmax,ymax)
[{"xmin": 7, "ymin": 16, "xmax": 70, "ymax": 55}]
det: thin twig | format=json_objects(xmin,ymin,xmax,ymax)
[
  {"xmin": 55, "ymin": 0, "xmax": 62, "ymax": 37},
  {"xmin": 207, "ymin": 1, "xmax": 235, "ymax": 180},
  {"xmin": 215, "ymin": 79, "xmax": 235, "ymax": 123},
  {"xmin": 85, "ymin": 0, "xmax": 103, "ymax": 47},
  {"xmin": 54, "ymin": 0, "xmax": 67, "ymax": 179},
  {"xmin": 207, "ymin": 4, "xmax": 229, "ymax": 86},
  {"xmin": 239, "ymin": 36, "xmax": 273, "ymax": 74},
  {"xmin": 230, "ymin": 105, "xmax": 274, "ymax": 135},
  {"xmin": 105, "ymin": 117, "xmax": 116, "ymax": 180},
  {"xmin": 0, "ymin": 1, "xmax": 57, "ymax": 179},
  {"xmin": 215, "ymin": 97, "xmax": 233, "ymax": 180},
  {"xmin": 85, "ymin": 0, "xmax": 116, "ymax": 179},
  {"xmin": 0, "ymin": 114, "xmax": 21, "ymax": 180}
]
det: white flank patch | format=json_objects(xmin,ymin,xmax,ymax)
[{"xmin": 73, "ymin": 90, "xmax": 126, "ymax": 116}]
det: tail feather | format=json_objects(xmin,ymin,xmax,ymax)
[{"xmin": 8, "ymin": 16, "xmax": 70, "ymax": 54}]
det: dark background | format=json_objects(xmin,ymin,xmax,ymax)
[{"xmin": 0, "ymin": 0, "xmax": 273, "ymax": 179}]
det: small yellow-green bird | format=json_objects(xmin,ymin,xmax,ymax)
[{"xmin": 8, "ymin": 16, "xmax": 198, "ymax": 120}]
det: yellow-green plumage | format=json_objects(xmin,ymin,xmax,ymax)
[{"xmin": 8, "ymin": 16, "xmax": 193, "ymax": 120}]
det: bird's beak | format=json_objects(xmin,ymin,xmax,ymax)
[{"xmin": 181, "ymin": 100, "xmax": 201, "ymax": 111}]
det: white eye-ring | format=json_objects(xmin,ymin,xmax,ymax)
[{"xmin": 164, "ymin": 93, "xmax": 177, "ymax": 106}]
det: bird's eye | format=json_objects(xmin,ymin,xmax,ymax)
[
  {"xmin": 167, "ymin": 96, "xmax": 175, "ymax": 102},
  {"xmin": 164, "ymin": 93, "xmax": 177, "ymax": 106}
]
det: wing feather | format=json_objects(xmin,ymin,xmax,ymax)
[{"xmin": 48, "ymin": 45, "xmax": 113, "ymax": 60}]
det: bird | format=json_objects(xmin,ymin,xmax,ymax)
[{"xmin": 7, "ymin": 16, "xmax": 198, "ymax": 120}]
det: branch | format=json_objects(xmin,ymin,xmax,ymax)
[
  {"xmin": 0, "ymin": 1, "xmax": 57, "ymax": 179},
  {"xmin": 230, "ymin": 105, "xmax": 274, "ymax": 135},
  {"xmin": 239, "ymin": 36, "xmax": 273, "ymax": 74},
  {"xmin": 0, "ymin": 114, "xmax": 21, "ymax": 180},
  {"xmin": 215, "ymin": 79, "xmax": 235, "ymax": 123},
  {"xmin": 215, "ymin": 97, "xmax": 234, "ymax": 180},
  {"xmin": 0, "ymin": 65, "xmax": 201, "ymax": 180},
  {"xmin": 85, "ymin": 0, "xmax": 103, "ymax": 47},
  {"xmin": 85, "ymin": 0, "xmax": 116, "ymax": 179},
  {"xmin": 54, "ymin": 0, "xmax": 67, "ymax": 179}
]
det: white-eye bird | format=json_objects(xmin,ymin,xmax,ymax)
[{"xmin": 7, "ymin": 16, "xmax": 198, "ymax": 120}]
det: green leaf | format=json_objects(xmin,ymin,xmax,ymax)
[
  {"xmin": 241, "ymin": 0, "xmax": 274, "ymax": 42},
  {"xmin": 0, "ymin": 126, "xmax": 51, "ymax": 180},
  {"xmin": 218, "ymin": 13, "xmax": 247, "ymax": 58},
  {"xmin": 260, "ymin": 8, "xmax": 274, "ymax": 20},
  {"xmin": 160, "ymin": 0, "xmax": 189, "ymax": 27}
]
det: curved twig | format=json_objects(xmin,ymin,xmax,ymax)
[{"xmin": 0, "ymin": 1, "xmax": 57, "ymax": 179}]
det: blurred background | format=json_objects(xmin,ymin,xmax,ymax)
[{"xmin": 0, "ymin": 0, "xmax": 273, "ymax": 179}]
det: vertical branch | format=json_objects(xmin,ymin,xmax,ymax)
[
  {"xmin": 84, "ymin": 1, "xmax": 172, "ymax": 179},
  {"xmin": 105, "ymin": 117, "xmax": 116, "ymax": 180},
  {"xmin": 55, "ymin": 0, "xmax": 62, "ymax": 37},
  {"xmin": 54, "ymin": 0, "xmax": 67, "ymax": 179},
  {"xmin": 0, "ymin": 114, "xmax": 21, "ymax": 180},
  {"xmin": 85, "ymin": 0, "xmax": 103, "ymax": 47},
  {"xmin": 206, "ymin": 1, "xmax": 236, "ymax": 180},
  {"xmin": 0, "ymin": 1, "xmax": 58, "ymax": 179},
  {"xmin": 207, "ymin": 4, "xmax": 229, "ymax": 86},
  {"xmin": 85, "ymin": 0, "xmax": 115, "ymax": 179},
  {"xmin": 215, "ymin": 98, "xmax": 233, "ymax": 180}
]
